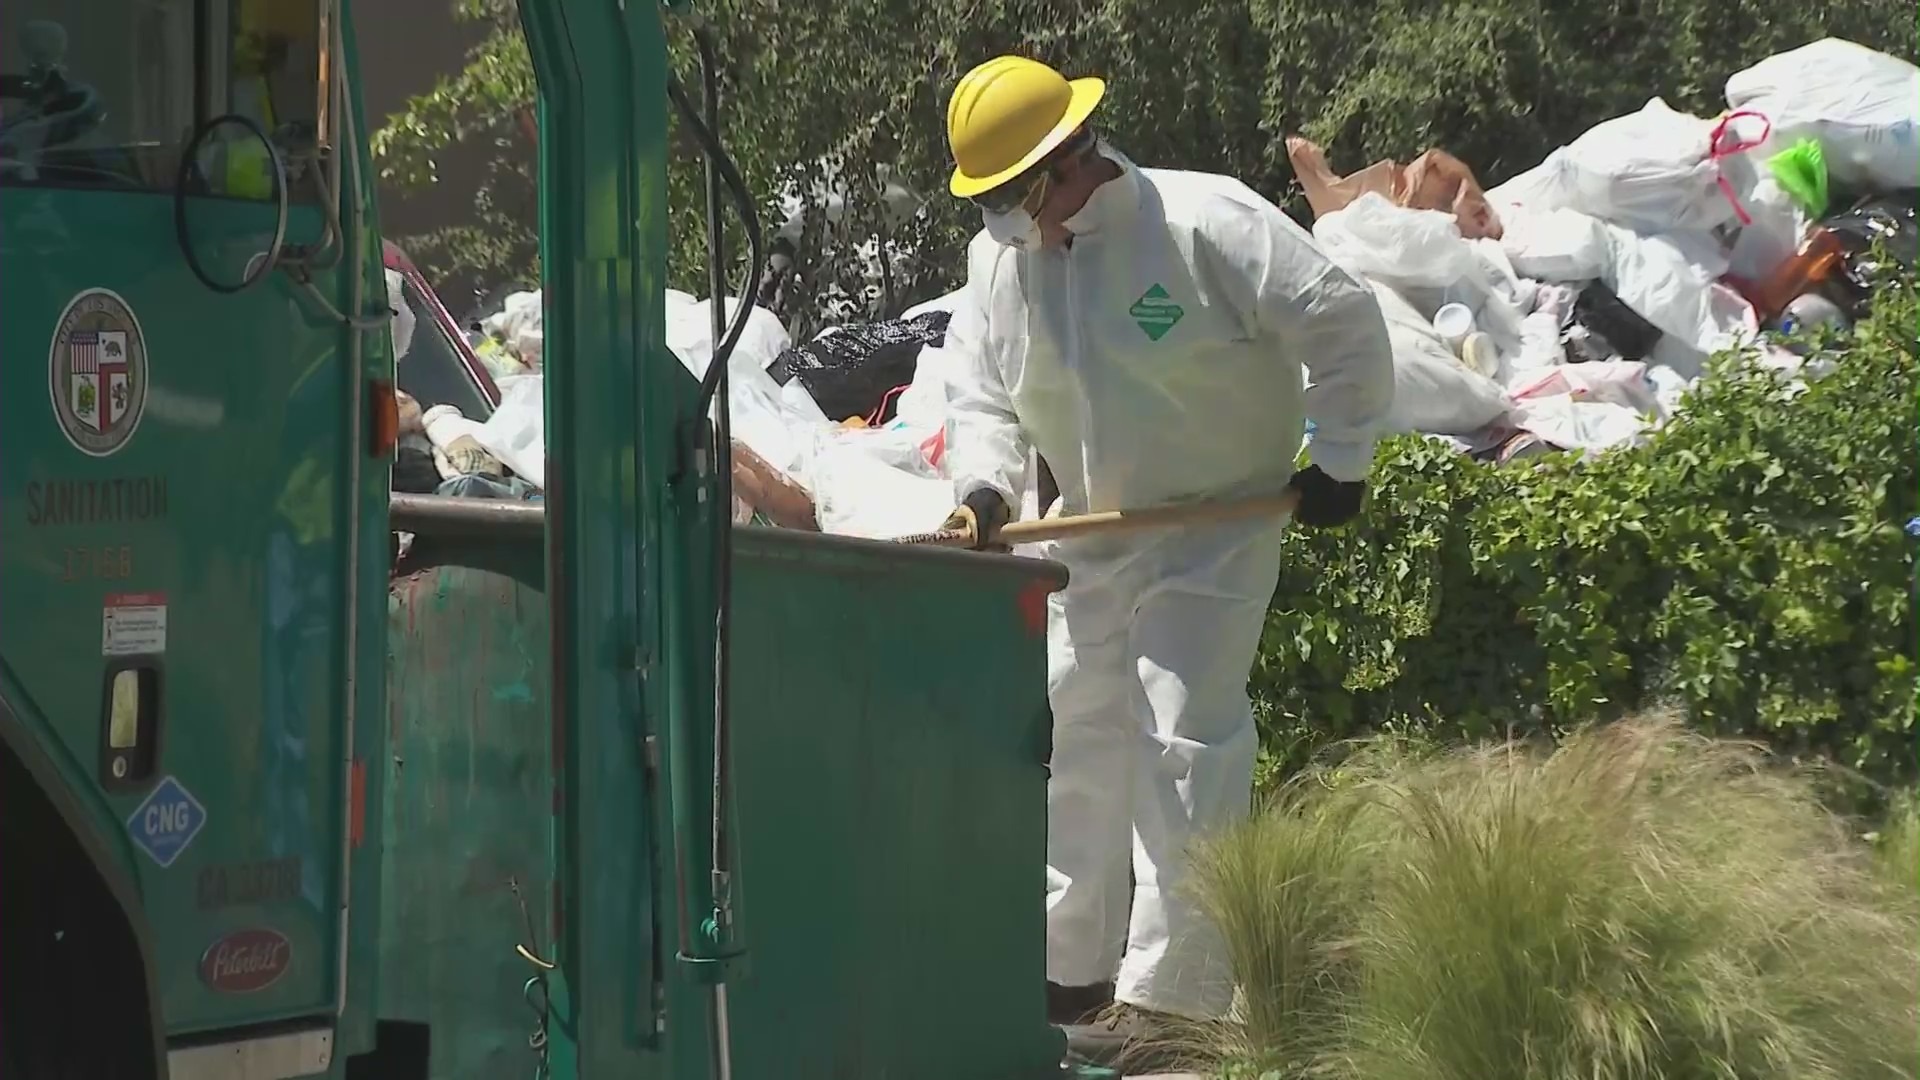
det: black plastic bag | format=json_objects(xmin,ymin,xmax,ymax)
[
  {"xmin": 766, "ymin": 311, "xmax": 952, "ymax": 422},
  {"xmin": 1821, "ymin": 191, "xmax": 1919, "ymax": 294},
  {"xmin": 1568, "ymin": 279, "xmax": 1663, "ymax": 362}
]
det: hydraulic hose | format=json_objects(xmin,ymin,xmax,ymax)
[
  {"xmin": 665, "ymin": 24, "xmax": 761, "ymax": 1080},
  {"xmin": 690, "ymin": 26, "xmax": 739, "ymax": 960},
  {"xmin": 666, "ymin": 74, "xmax": 763, "ymax": 425}
]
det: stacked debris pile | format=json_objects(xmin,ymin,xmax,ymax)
[{"xmin": 1288, "ymin": 37, "xmax": 1917, "ymax": 464}]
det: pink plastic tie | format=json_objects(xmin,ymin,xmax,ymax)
[{"xmin": 1708, "ymin": 110, "xmax": 1773, "ymax": 228}]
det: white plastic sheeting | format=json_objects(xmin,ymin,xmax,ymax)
[
  {"xmin": 482, "ymin": 290, "xmax": 544, "ymax": 372},
  {"xmin": 1493, "ymin": 203, "xmax": 1761, "ymax": 366},
  {"xmin": 473, "ymin": 375, "xmax": 546, "ymax": 487},
  {"xmin": 665, "ymin": 290, "xmax": 828, "ymax": 489},
  {"xmin": 808, "ymin": 424, "xmax": 952, "ymax": 538},
  {"xmin": 1508, "ymin": 361, "xmax": 1670, "ymax": 457}
]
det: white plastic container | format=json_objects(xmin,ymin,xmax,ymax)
[{"xmin": 1433, "ymin": 302, "xmax": 1476, "ymax": 350}]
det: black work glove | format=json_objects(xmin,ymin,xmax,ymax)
[
  {"xmin": 940, "ymin": 487, "xmax": 1013, "ymax": 551},
  {"xmin": 1287, "ymin": 464, "xmax": 1366, "ymax": 529}
]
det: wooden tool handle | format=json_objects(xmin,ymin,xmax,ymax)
[{"xmin": 894, "ymin": 489, "xmax": 1302, "ymax": 548}]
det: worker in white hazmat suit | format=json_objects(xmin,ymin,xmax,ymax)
[{"xmin": 936, "ymin": 56, "xmax": 1394, "ymax": 1066}]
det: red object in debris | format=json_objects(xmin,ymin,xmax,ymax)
[
  {"xmin": 920, "ymin": 427, "xmax": 946, "ymax": 470},
  {"xmin": 199, "ymin": 929, "xmax": 293, "ymax": 994}
]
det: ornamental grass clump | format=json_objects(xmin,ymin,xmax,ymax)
[
  {"xmin": 1183, "ymin": 716, "xmax": 1920, "ymax": 1080},
  {"xmin": 1874, "ymin": 791, "xmax": 1920, "ymax": 897}
]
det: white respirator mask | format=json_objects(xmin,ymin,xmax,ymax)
[{"xmin": 982, "ymin": 205, "xmax": 1043, "ymax": 252}]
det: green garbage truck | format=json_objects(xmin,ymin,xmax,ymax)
[{"xmin": 0, "ymin": 1, "xmax": 1066, "ymax": 1077}]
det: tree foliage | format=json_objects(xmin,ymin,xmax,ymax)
[
  {"xmin": 372, "ymin": 0, "xmax": 1916, "ymax": 317},
  {"xmin": 369, "ymin": 0, "xmax": 538, "ymax": 300}
]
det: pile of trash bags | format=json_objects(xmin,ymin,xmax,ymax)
[
  {"xmin": 413, "ymin": 38, "xmax": 1917, "ymax": 543},
  {"xmin": 1291, "ymin": 37, "xmax": 1917, "ymax": 462},
  {"xmin": 439, "ymin": 281, "xmax": 1039, "ymax": 543}
]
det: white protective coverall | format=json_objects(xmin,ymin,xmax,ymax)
[{"xmin": 944, "ymin": 148, "xmax": 1393, "ymax": 1018}]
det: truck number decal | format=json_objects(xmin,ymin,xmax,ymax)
[
  {"xmin": 63, "ymin": 545, "xmax": 135, "ymax": 583},
  {"xmin": 198, "ymin": 858, "xmax": 303, "ymax": 910}
]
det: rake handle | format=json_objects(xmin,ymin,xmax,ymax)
[{"xmin": 894, "ymin": 489, "xmax": 1302, "ymax": 548}]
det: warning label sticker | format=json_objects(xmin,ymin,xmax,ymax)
[{"xmin": 103, "ymin": 592, "xmax": 167, "ymax": 656}]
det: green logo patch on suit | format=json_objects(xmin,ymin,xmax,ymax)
[{"xmin": 1129, "ymin": 284, "xmax": 1185, "ymax": 341}]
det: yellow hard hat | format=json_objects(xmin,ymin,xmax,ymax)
[{"xmin": 946, "ymin": 56, "xmax": 1105, "ymax": 199}]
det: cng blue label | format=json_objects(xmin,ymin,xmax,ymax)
[{"xmin": 127, "ymin": 776, "xmax": 207, "ymax": 869}]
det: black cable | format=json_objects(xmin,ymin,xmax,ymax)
[
  {"xmin": 693, "ymin": 25, "xmax": 736, "ymax": 932},
  {"xmin": 665, "ymin": 73, "xmax": 763, "ymax": 424},
  {"xmin": 664, "ymin": 23, "xmax": 763, "ymax": 964}
]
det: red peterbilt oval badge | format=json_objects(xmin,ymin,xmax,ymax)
[{"xmin": 199, "ymin": 928, "xmax": 291, "ymax": 993}]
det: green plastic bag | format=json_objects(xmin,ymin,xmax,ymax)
[{"xmin": 1768, "ymin": 139, "xmax": 1830, "ymax": 219}]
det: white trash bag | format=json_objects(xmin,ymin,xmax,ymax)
[
  {"xmin": 484, "ymin": 290, "xmax": 545, "ymax": 368},
  {"xmin": 1504, "ymin": 205, "xmax": 1759, "ymax": 365},
  {"xmin": 809, "ymin": 423, "xmax": 952, "ymax": 539},
  {"xmin": 1494, "ymin": 100, "xmax": 1770, "ymax": 238},
  {"xmin": 1315, "ymin": 194, "xmax": 1529, "ymax": 361},
  {"xmin": 1726, "ymin": 38, "xmax": 1920, "ymax": 192},
  {"xmin": 1368, "ymin": 281, "xmax": 1514, "ymax": 437},
  {"xmin": 1558, "ymin": 98, "xmax": 1770, "ymax": 236},
  {"xmin": 1605, "ymin": 227, "xmax": 1759, "ymax": 365},
  {"xmin": 889, "ymin": 287, "xmax": 969, "ymax": 432},
  {"xmin": 665, "ymin": 291, "xmax": 831, "ymax": 489},
  {"xmin": 1499, "ymin": 206, "xmax": 1614, "ymax": 283},
  {"xmin": 473, "ymin": 374, "xmax": 547, "ymax": 488}
]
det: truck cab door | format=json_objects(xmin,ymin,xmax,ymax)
[{"xmin": 0, "ymin": 0, "xmax": 385, "ymax": 1064}]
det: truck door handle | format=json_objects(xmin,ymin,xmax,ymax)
[{"xmin": 99, "ymin": 661, "xmax": 163, "ymax": 791}]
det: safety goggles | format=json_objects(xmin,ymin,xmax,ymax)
[
  {"xmin": 968, "ymin": 126, "xmax": 1098, "ymax": 214},
  {"xmin": 970, "ymin": 166, "xmax": 1052, "ymax": 215}
]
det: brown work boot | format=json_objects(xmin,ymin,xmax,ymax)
[
  {"xmin": 1045, "ymin": 980, "xmax": 1115, "ymax": 1026},
  {"xmin": 1061, "ymin": 1002, "xmax": 1187, "ymax": 1072}
]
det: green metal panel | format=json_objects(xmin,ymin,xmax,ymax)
[
  {"xmin": 0, "ymin": 0, "xmax": 393, "ymax": 1045},
  {"xmin": 382, "ymin": 519, "xmax": 1064, "ymax": 1080},
  {"xmin": 720, "ymin": 529, "xmax": 1066, "ymax": 1078},
  {"xmin": 516, "ymin": 1, "xmax": 683, "ymax": 1075},
  {"xmin": 381, "ymin": 542, "xmax": 552, "ymax": 1080},
  {"xmin": 0, "ymin": 180, "xmax": 357, "ymax": 1035},
  {"xmin": 339, "ymin": 0, "xmax": 403, "ymax": 1056}
]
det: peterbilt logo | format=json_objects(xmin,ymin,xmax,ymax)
[{"xmin": 198, "ymin": 929, "xmax": 291, "ymax": 993}]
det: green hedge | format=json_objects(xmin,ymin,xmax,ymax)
[{"xmin": 1253, "ymin": 275, "xmax": 1919, "ymax": 792}]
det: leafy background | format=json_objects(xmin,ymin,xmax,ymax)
[
  {"xmin": 372, "ymin": 0, "xmax": 1920, "ymax": 791},
  {"xmin": 373, "ymin": 0, "xmax": 1918, "ymax": 312}
]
